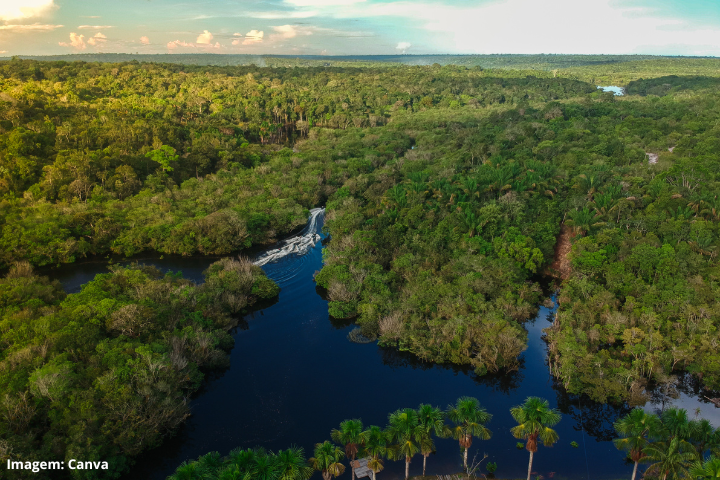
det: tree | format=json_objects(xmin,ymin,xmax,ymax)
[
  {"xmin": 613, "ymin": 409, "xmax": 662, "ymax": 480},
  {"xmin": 145, "ymin": 144, "xmax": 178, "ymax": 173},
  {"xmin": 417, "ymin": 404, "xmax": 449, "ymax": 476},
  {"xmin": 689, "ymin": 456, "xmax": 720, "ymax": 480},
  {"xmin": 331, "ymin": 419, "xmax": 364, "ymax": 480},
  {"xmin": 361, "ymin": 426, "xmax": 389, "ymax": 480},
  {"xmin": 309, "ymin": 441, "xmax": 346, "ymax": 480},
  {"xmin": 386, "ymin": 407, "xmax": 423, "ymax": 480},
  {"xmin": 167, "ymin": 460, "xmax": 206, "ymax": 480},
  {"xmin": 643, "ymin": 438, "xmax": 696, "ymax": 480},
  {"xmin": 276, "ymin": 447, "xmax": 313, "ymax": 480},
  {"xmin": 446, "ymin": 397, "xmax": 492, "ymax": 472},
  {"xmin": 688, "ymin": 419, "xmax": 717, "ymax": 458},
  {"xmin": 510, "ymin": 397, "xmax": 561, "ymax": 480}
]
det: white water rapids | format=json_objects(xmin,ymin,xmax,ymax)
[{"xmin": 253, "ymin": 208, "xmax": 325, "ymax": 266}]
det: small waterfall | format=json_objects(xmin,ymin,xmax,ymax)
[{"xmin": 253, "ymin": 208, "xmax": 324, "ymax": 266}]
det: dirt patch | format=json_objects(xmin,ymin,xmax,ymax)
[{"xmin": 545, "ymin": 224, "xmax": 575, "ymax": 280}]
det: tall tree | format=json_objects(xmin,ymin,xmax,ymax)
[
  {"xmin": 361, "ymin": 426, "xmax": 389, "ymax": 480},
  {"xmin": 643, "ymin": 438, "xmax": 696, "ymax": 480},
  {"xmin": 613, "ymin": 409, "xmax": 661, "ymax": 480},
  {"xmin": 276, "ymin": 447, "xmax": 314, "ymax": 480},
  {"xmin": 446, "ymin": 397, "xmax": 492, "ymax": 472},
  {"xmin": 386, "ymin": 407, "xmax": 423, "ymax": 480},
  {"xmin": 309, "ymin": 441, "xmax": 346, "ymax": 480},
  {"xmin": 417, "ymin": 404, "xmax": 449, "ymax": 476},
  {"xmin": 331, "ymin": 419, "xmax": 364, "ymax": 480},
  {"xmin": 510, "ymin": 397, "xmax": 561, "ymax": 480}
]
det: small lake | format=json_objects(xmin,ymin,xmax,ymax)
[
  {"xmin": 42, "ymin": 215, "xmax": 717, "ymax": 480},
  {"xmin": 597, "ymin": 85, "xmax": 625, "ymax": 96}
]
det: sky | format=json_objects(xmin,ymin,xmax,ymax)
[{"xmin": 0, "ymin": 0, "xmax": 719, "ymax": 57}]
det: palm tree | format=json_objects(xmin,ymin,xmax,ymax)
[
  {"xmin": 613, "ymin": 409, "xmax": 662, "ymax": 480},
  {"xmin": 276, "ymin": 447, "xmax": 313, "ymax": 480},
  {"xmin": 446, "ymin": 397, "xmax": 492, "ymax": 472},
  {"xmin": 643, "ymin": 438, "xmax": 696, "ymax": 480},
  {"xmin": 253, "ymin": 451, "xmax": 280, "ymax": 480},
  {"xmin": 690, "ymin": 456, "xmax": 720, "ymax": 479},
  {"xmin": 417, "ymin": 404, "xmax": 450, "ymax": 476},
  {"xmin": 331, "ymin": 419, "xmax": 364, "ymax": 480},
  {"xmin": 362, "ymin": 425, "xmax": 389, "ymax": 480},
  {"xmin": 386, "ymin": 407, "xmax": 423, "ymax": 480},
  {"xmin": 228, "ymin": 447, "xmax": 258, "ymax": 471},
  {"xmin": 216, "ymin": 465, "xmax": 252, "ymax": 480},
  {"xmin": 510, "ymin": 397, "xmax": 561, "ymax": 480},
  {"xmin": 196, "ymin": 451, "xmax": 223, "ymax": 474},
  {"xmin": 662, "ymin": 408, "xmax": 692, "ymax": 441},
  {"xmin": 168, "ymin": 460, "xmax": 206, "ymax": 480},
  {"xmin": 310, "ymin": 441, "xmax": 346, "ymax": 480},
  {"xmin": 689, "ymin": 419, "xmax": 717, "ymax": 458}
]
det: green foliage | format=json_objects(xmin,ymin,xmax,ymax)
[
  {"xmin": 145, "ymin": 145, "xmax": 178, "ymax": 172},
  {"xmin": 167, "ymin": 446, "xmax": 313, "ymax": 480},
  {"xmin": 0, "ymin": 259, "xmax": 278, "ymax": 479}
]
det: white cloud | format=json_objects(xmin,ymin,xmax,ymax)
[
  {"xmin": 284, "ymin": 0, "xmax": 365, "ymax": 6},
  {"xmin": 78, "ymin": 25, "xmax": 113, "ymax": 29},
  {"xmin": 309, "ymin": 0, "xmax": 720, "ymax": 55},
  {"xmin": 233, "ymin": 32, "xmax": 242, "ymax": 36},
  {"xmin": 167, "ymin": 39, "xmax": 194, "ymax": 50},
  {"xmin": 269, "ymin": 0, "xmax": 720, "ymax": 55},
  {"xmin": 244, "ymin": 10, "xmax": 318, "ymax": 19},
  {"xmin": 140, "ymin": 35, "xmax": 150, "ymax": 44},
  {"xmin": 396, "ymin": 41, "xmax": 411, "ymax": 52},
  {"xmin": 0, "ymin": 0, "xmax": 56, "ymax": 21},
  {"xmin": 241, "ymin": 29, "xmax": 264, "ymax": 45},
  {"xmin": 196, "ymin": 29, "xmax": 213, "ymax": 44},
  {"xmin": 87, "ymin": 32, "xmax": 106, "ymax": 46},
  {"xmin": 0, "ymin": 23, "xmax": 62, "ymax": 31},
  {"xmin": 59, "ymin": 32, "xmax": 86, "ymax": 50},
  {"xmin": 271, "ymin": 25, "xmax": 305, "ymax": 40}
]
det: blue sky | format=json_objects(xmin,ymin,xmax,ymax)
[{"xmin": 0, "ymin": 0, "xmax": 719, "ymax": 56}]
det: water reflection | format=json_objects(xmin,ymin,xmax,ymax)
[{"xmin": 378, "ymin": 346, "xmax": 525, "ymax": 394}]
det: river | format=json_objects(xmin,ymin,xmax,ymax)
[{"xmin": 41, "ymin": 213, "xmax": 718, "ymax": 480}]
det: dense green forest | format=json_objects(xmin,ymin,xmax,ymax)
[
  {"xmin": 0, "ymin": 259, "xmax": 278, "ymax": 478},
  {"xmin": 2, "ymin": 57, "xmax": 720, "ymax": 478}
]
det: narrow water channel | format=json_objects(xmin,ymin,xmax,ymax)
[{"xmin": 42, "ymin": 215, "xmax": 718, "ymax": 480}]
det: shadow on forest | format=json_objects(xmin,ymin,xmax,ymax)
[{"xmin": 626, "ymin": 75, "xmax": 720, "ymax": 96}]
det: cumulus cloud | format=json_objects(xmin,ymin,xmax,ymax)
[
  {"xmin": 196, "ymin": 30, "xmax": 213, "ymax": 44},
  {"xmin": 167, "ymin": 39, "xmax": 194, "ymax": 50},
  {"xmin": 0, "ymin": 23, "xmax": 62, "ymax": 31},
  {"xmin": 140, "ymin": 36, "xmax": 150, "ymax": 44},
  {"xmin": 0, "ymin": 0, "xmax": 56, "ymax": 21},
  {"xmin": 271, "ymin": 25, "xmax": 301, "ymax": 39},
  {"xmin": 78, "ymin": 25, "xmax": 113, "ymax": 29},
  {"xmin": 396, "ymin": 41, "xmax": 411, "ymax": 52},
  {"xmin": 87, "ymin": 32, "xmax": 106, "ymax": 46},
  {"xmin": 59, "ymin": 32, "xmax": 86, "ymax": 50},
  {"xmin": 241, "ymin": 29, "xmax": 264, "ymax": 45},
  {"xmin": 269, "ymin": 25, "xmax": 318, "ymax": 42}
]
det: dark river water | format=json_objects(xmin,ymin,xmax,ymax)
[{"xmin": 41, "ymin": 215, "xmax": 718, "ymax": 480}]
